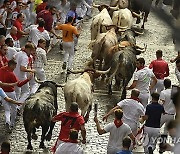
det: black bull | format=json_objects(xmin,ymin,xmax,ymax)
[{"xmin": 23, "ymin": 81, "xmax": 59, "ymax": 150}]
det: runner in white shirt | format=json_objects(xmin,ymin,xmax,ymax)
[
  {"xmin": 94, "ymin": 109, "xmax": 135, "ymax": 154},
  {"xmin": 30, "ymin": 39, "xmax": 47, "ymax": 94},
  {"xmin": 159, "ymin": 79, "xmax": 176, "ymax": 134},
  {"xmin": 103, "ymin": 89, "xmax": 145, "ymax": 135},
  {"xmin": 55, "ymin": 129, "xmax": 84, "ymax": 154},
  {"xmin": 126, "ymin": 58, "xmax": 157, "ymax": 107},
  {"xmin": 27, "ymin": 18, "xmax": 50, "ymax": 47},
  {"xmin": 14, "ymin": 43, "xmax": 35, "ymax": 103},
  {"xmin": 5, "ymin": 38, "xmax": 18, "ymax": 60}
]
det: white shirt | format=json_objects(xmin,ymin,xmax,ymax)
[
  {"xmin": 159, "ymin": 89, "xmax": 176, "ymax": 114},
  {"xmin": 28, "ymin": 26, "xmax": 50, "ymax": 47},
  {"xmin": 117, "ymin": 98, "xmax": 145, "ymax": 124},
  {"xmin": 6, "ymin": 46, "xmax": 18, "ymax": 60},
  {"xmin": 14, "ymin": 51, "xmax": 29, "ymax": 79},
  {"xmin": 6, "ymin": 33, "xmax": 20, "ymax": 48},
  {"xmin": 33, "ymin": 47, "xmax": 47, "ymax": 68},
  {"xmin": 104, "ymin": 123, "xmax": 132, "ymax": 151},
  {"xmin": 134, "ymin": 67, "xmax": 155, "ymax": 93},
  {"xmin": 55, "ymin": 142, "xmax": 84, "ymax": 154},
  {"xmin": 0, "ymin": 7, "xmax": 7, "ymax": 28}
]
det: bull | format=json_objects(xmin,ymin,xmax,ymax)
[
  {"xmin": 101, "ymin": 30, "xmax": 146, "ymax": 99},
  {"xmin": 90, "ymin": 7, "xmax": 113, "ymax": 40},
  {"xmin": 129, "ymin": 0, "xmax": 153, "ymax": 29},
  {"xmin": 112, "ymin": 8, "xmax": 133, "ymax": 31},
  {"xmin": 64, "ymin": 69, "xmax": 107, "ymax": 122},
  {"xmin": 89, "ymin": 26, "xmax": 118, "ymax": 70},
  {"xmin": 23, "ymin": 79, "xmax": 63, "ymax": 150}
]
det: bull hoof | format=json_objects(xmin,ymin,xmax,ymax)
[
  {"xmin": 32, "ymin": 134, "xmax": 38, "ymax": 140},
  {"xmin": 39, "ymin": 143, "xmax": 46, "ymax": 149},
  {"xmin": 27, "ymin": 144, "xmax": 33, "ymax": 150},
  {"xmin": 45, "ymin": 134, "xmax": 52, "ymax": 141}
]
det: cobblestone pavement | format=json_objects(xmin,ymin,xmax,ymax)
[{"xmin": 0, "ymin": 1, "xmax": 178, "ymax": 153}]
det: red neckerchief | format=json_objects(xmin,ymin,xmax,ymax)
[
  {"xmin": 13, "ymin": 7, "xmax": 20, "ymax": 13},
  {"xmin": 130, "ymin": 96, "xmax": 141, "ymax": 103},
  {"xmin": 114, "ymin": 119, "xmax": 123, "ymax": 128},
  {"xmin": 64, "ymin": 138, "xmax": 78, "ymax": 143},
  {"xmin": 10, "ymin": 34, "xmax": 17, "ymax": 40},
  {"xmin": 37, "ymin": 26, "xmax": 44, "ymax": 32},
  {"xmin": 137, "ymin": 66, "xmax": 145, "ymax": 71}
]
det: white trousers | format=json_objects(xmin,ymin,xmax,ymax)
[
  {"xmin": 15, "ymin": 81, "xmax": 30, "ymax": 104},
  {"xmin": 139, "ymin": 92, "xmax": 150, "ymax": 107},
  {"xmin": 63, "ymin": 41, "xmax": 74, "ymax": 69},
  {"xmin": 160, "ymin": 114, "xmax": 175, "ymax": 134},
  {"xmin": 143, "ymin": 126, "xmax": 160, "ymax": 154},
  {"xmin": 124, "ymin": 120, "xmax": 138, "ymax": 135},
  {"xmin": 30, "ymin": 68, "xmax": 46, "ymax": 94},
  {"xmin": 151, "ymin": 79, "xmax": 164, "ymax": 94},
  {"xmin": 2, "ymin": 91, "xmax": 17, "ymax": 126}
]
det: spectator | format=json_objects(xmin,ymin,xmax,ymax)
[
  {"xmin": 0, "ymin": 35, "xmax": 6, "ymax": 47},
  {"xmin": 36, "ymin": 5, "xmax": 60, "ymax": 38},
  {"xmin": 149, "ymin": 50, "xmax": 169, "ymax": 94},
  {"xmin": 36, "ymin": 0, "xmax": 48, "ymax": 14},
  {"xmin": 55, "ymin": 129, "xmax": 84, "ymax": 154},
  {"xmin": 0, "ymin": 44, "xmax": 8, "ymax": 68},
  {"xmin": 94, "ymin": 109, "xmax": 135, "ymax": 154},
  {"xmin": 140, "ymin": 92, "xmax": 166, "ymax": 154},
  {"xmin": 175, "ymin": 59, "xmax": 180, "ymax": 83},
  {"xmin": 11, "ymin": 0, "xmax": 23, "ymax": 22},
  {"xmin": 116, "ymin": 137, "xmax": 132, "ymax": 154},
  {"xmin": 0, "ymin": 141, "xmax": 10, "ymax": 154},
  {"xmin": 0, "ymin": 0, "xmax": 10, "ymax": 36},
  {"xmin": 103, "ymin": 89, "xmax": 145, "ymax": 135},
  {"xmin": 0, "ymin": 59, "xmax": 32, "ymax": 130},
  {"xmin": 52, "ymin": 102, "xmax": 86, "ymax": 152},
  {"xmin": 13, "ymin": 13, "xmax": 29, "ymax": 45},
  {"xmin": 126, "ymin": 58, "xmax": 157, "ymax": 107},
  {"xmin": 6, "ymin": 26, "xmax": 20, "ymax": 48},
  {"xmin": 55, "ymin": 16, "xmax": 79, "ymax": 70},
  {"xmin": 5, "ymin": 38, "xmax": 18, "ymax": 60}
]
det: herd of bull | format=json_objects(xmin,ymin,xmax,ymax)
[{"xmin": 22, "ymin": 0, "xmax": 177, "ymax": 150}]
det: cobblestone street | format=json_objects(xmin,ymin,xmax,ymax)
[{"xmin": 0, "ymin": 1, "xmax": 178, "ymax": 153}]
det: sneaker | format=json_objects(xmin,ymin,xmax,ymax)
[
  {"xmin": 148, "ymin": 146, "xmax": 153, "ymax": 154},
  {"xmin": 62, "ymin": 62, "xmax": 67, "ymax": 70}
]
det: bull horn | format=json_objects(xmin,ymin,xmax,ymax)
[
  {"xmin": 135, "ymin": 44, "xmax": 144, "ymax": 50},
  {"xmin": 34, "ymin": 75, "xmax": 44, "ymax": 84},
  {"xmin": 109, "ymin": 5, "xmax": 119, "ymax": 11},
  {"xmin": 95, "ymin": 68, "xmax": 111, "ymax": 74},
  {"xmin": 56, "ymin": 83, "xmax": 65, "ymax": 87},
  {"xmin": 68, "ymin": 69, "xmax": 85, "ymax": 74},
  {"xmin": 132, "ymin": 11, "xmax": 141, "ymax": 18},
  {"xmin": 92, "ymin": 2, "xmax": 100, "ymax": 8}
]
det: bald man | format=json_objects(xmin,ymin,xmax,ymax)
[
  {"xmin": 103, "ymin": 89, "xmax": 145, "ymax": 135},
  {"xmin": 6, "ymin": 26, "xmax": 20, "ymax": 48}
]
